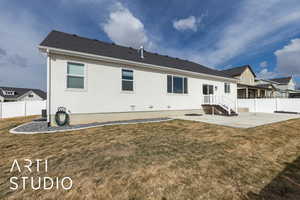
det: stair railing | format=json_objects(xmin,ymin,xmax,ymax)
[{"xmin": 203, "ymin": 95, "xmax": 238, "ymax": 115}]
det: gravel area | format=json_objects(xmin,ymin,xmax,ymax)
[{"xmin": 11, "ymin": 118, "xmax": 172, "ymax": 134}]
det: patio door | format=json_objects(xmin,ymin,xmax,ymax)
[
  {"xmin": 203, "ymin": 84, "xmax": 214, "ymax": 104},
  {"xmin": 203, "ymin": 84, "xmax": 214, "ymax": 95}
]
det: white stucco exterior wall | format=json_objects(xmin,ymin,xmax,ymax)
[{"xmin": 49, "ymin": 54, "xmax": 237, "ymax": 116}]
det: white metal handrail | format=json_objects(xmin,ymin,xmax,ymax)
[{"xmin": 203, "ymin": 95, "xmax": 238, "ymax": 114}]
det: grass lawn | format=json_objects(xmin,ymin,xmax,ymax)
[{"xmin": 0, "ymin": 117, "xmax": 300, "ymax": 200}]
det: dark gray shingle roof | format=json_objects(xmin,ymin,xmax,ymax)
[
  {"xmin": 0, "ymin": 87, "xmax": 46, "ymax": 100},
  {"xmin": 40, "ymin": 30, "xmax": 233, "ymax": 79},
  {"xmin": 269, "ymin": 77, "xmax": 292, "ymax": 85},
  {"xmin": 221, "ymin": 65, "xmax": 256, "ymax": 77}
]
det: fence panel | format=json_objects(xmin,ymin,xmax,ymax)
[
  {"xmin": 238, "ymin": 98, "xmax": 300, "ymax": 113},
  {"xmin": 1, "ymin": 102, "xmax": 26, "ymax": 118},
  {"xmin": 0, "ymin": 100, "xmax": 46, "ymax": 119},
  {"xmin": 277, "ymin": 99, "xmax": 300, "ymax": 112},
  {"xmin": 25, "ymin": 101, "xmax": 46, "ymax": 116},
  {"xmin": 238, "ymin": 99, "xmax": 256, "ymax": 112},
  {"xmin": 255, "ymin": 99, "xmax": 277, "ymax": 113}
]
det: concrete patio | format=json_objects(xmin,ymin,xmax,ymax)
[{"xmin": 176, "ymin": 112, "xmax": 300, "ymax": 128}]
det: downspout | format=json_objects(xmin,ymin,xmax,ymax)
[{"xmin": 46, "ymin": 49, "xmax": 51, "ymax": 126}]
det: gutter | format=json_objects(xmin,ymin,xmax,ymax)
[{"xmin": 38, "ymin": 45, "xmax": 238, "ymax": 83}]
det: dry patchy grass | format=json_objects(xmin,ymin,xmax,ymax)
[{"xmin": 0, "ymin": 117, "xmax": 300, "ymax": 199}]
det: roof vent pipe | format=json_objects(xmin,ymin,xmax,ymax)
[{"xmin": 139, "ymin": 46, "xmax": 144, "ymax": 59}]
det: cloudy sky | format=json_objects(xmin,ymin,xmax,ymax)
[{"xmin": 1, "ymin": 0, "xmax": 300, "ymax": 91}]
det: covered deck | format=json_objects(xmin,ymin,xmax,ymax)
[{"xmin": 237, "ymin": 83, "xmax": 275, "ymax": 99}]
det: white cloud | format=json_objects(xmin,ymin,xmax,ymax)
[
  {"xmin": 173, "ymin": 16, "xmax": 202, "ymax": 32},
  {"xmin": 102, "ymin": 2, "xmax": 152, "ymax": 49},
  {"xmin": 257, "ymin": 68, "xmax": 278, "ymax": 79},
  {"xmin": 275, "ymin": 38, "xmax": 300, "ymax": 76},
  {"xmin": 192, "ymin": 0, "xmax": 300, "ymax": 67},
  {"xmin": 259, "ymin": 61, "xmax": 268, "ymax": 68},
  {"xmin": 256, "ymin": 38, "xmax": 300, "ymax": 80}
]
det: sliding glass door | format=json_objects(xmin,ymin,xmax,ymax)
[{"xmin": 203, "ymin": 84, "xmax": 214, "ymax": 95}]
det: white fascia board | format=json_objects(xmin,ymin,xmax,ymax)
[{"xmin": 38, "ymin": 45, "xmax": 238, "ymax": 83}]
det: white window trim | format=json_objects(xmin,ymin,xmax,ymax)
[
  {"xmin": 65, "ymin": 61, "xmax": 88, "ymax": 92},
  {"xmin": 167, "ymin": 74, "xmax": 188, "ymax": 95},
  {"xmin": 121, "ymin": 68, "xmax": 135, "ymax": 93},
  {"xmin": 224, "ymin": 82, "xmax": 231, "ymax": 94}
]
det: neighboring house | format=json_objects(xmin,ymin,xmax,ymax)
[
  {"xmin": 255, "ymin": 79, "xmax": 288, "ymax": 98},
  {"xmin": 0, "ymin": 87, "xmax": 46, "ymax": 102},
  {"xmin": 269, "ymin": 77, "xmax": 296, "ymax": 91},
  {"xmin": 258, "ymin": 76, "xmax": 298, "ymax": 98},
  {"xmin": 290, "ymin": 92, "xmax": 300, "ymax": 98},
  {"xmin": 221, "ymin": 65, "xmax": 276, "ymax": 98},
  {"xmin": 39, "ymin": 30, "xmax": 238, "ymax": 126},
  {"xmin": 221, "ymin": 65, "xmax": 298, "ymax": 99}
]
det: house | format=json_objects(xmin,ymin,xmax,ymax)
[
  {"xmin": 38, "ymin": 30, "xmax": 238, "ymax": 126},
  {"xmin": 256, "ymin": 76, "xmax": 298, "ymax": 98},
  {"xmin": 255, "ymin": 79, "xmax": 288, "ymax": 98},
  {"xmin": 289, "ymin": 92, "xmax": 300, "ymax": 98},
  {"xmin": 0, "ymin": 87, "xmax": 46, "ymax": 102},
  {"xmin": 221, "ymin": 65, "xmax": 276, "ymax": 98},
  {"xmin": 269, "ymin": 77, "xmax": 296, "ymax": 91},
  {"xmin": 221, "ymin": 65, "xmax": 298, "ymax": 98},
  {"xmin": 290, "ymin": 86, "xmax": 300, "ymax": 98}
]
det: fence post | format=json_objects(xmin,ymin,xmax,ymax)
[
  {"xmin": 0, "ymin": 102, "xmax": 2, "ymax": 119},
  {"xmin": 24, "ymin": 101, "xmax": 27, "ymax": 117},
  {"xmin": 235, "ymin": 99, "xmax": 238, "ymax": 114}
]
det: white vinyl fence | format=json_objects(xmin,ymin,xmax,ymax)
[
  {"xmin": 238, "ymin": 98, "xmax": 300, "ymax": 113},
  {"xmin": 0, "ymin": 100, "xmax": 46, "ymax": 119}
]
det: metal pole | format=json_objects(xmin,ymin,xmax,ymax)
[
  {"xmin": 46, "ymin": 49, "xmax": 51, "ymax": 126},
  {"xmin": 24, "ymin": 101, "xmax": 27, "ymax": 118},
  {"xmin": 235, "ymin": 99, "xmax": 238, "ymax": 114},
  {"xmin": 254, "ymin": 98, "xmax": 257, "ymax": 113}
]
